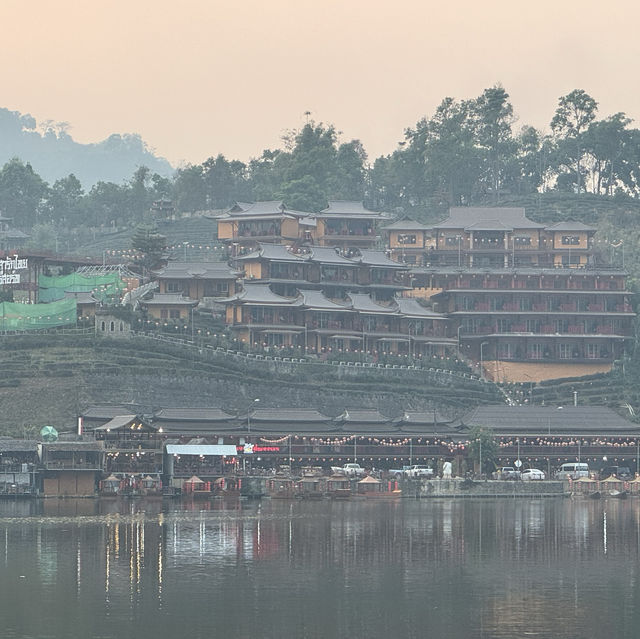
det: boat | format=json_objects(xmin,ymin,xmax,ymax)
[
  {"xmin": 588, "ymin": 491, "xmax": 601, "ymax": 499},
  {"xmin": 609, "ymin": 490, "xmax": 629, "ymax": 499}
]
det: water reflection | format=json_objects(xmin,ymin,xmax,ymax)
[{"xmin": 1, "ymin": 498, "xmax": 640, "ymax": 638}]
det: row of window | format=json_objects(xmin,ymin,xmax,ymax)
[{"xmin": 497, "ymin": 343, "xmax": 606, "ymax": 359}]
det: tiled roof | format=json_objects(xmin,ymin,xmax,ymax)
[
  {"xmin": 318, "ymin": 201, "xmax": 390, "ymax": 218},
  {"xmin": 224, "ymin": 201, "xmax": 310, "ymax": 218},
  {"xmin": 433, "ymin": 207, "xmax": 545, "ymax": 230},
  {"xmin": 464, "ymin": 220, "xmax": 514, "ymax": 231},
  {"xmin": 382, "ymin": 219, "xmax": 430, "ymax": 231},
  {"xmin": 42, "ymin": 441, "xmax": 105, "ymax": 451},
  {"xmin": 139, "ymin": 293, "xmax": 199, "ymax": 306},
  {"xmin": 249, "ymin": 408, "xmax": 332, "ymax": 423},
  {"xmin": 298, "ymin": 290, "xmax": 350, "ymax": 311},
  {"xmin": 154, "ymin": 408, "xmax": 235, "ymax": 422},
  {"xmin": 154, "ymin": 261, "xmax": 239, "ymax": 279},
  {"xmin": 94, "ymin": 415, "xmax": 137, "ymax": 430},
  {"xmin": 239, "ymin": 243, "xmax": 306, "ymax": 263},
  {"xmin": 337, "ymin": 409, "xmax": 389, "ymax": 423},
  {"xmin": 352, "ymin": 250, "xmax": 407, "ymax": 268},
  {"xmin": 394, "ymin": 297, "xmax": 446, "ymax": 318},
  {"xmin": 545, "ymin": 221, "xmax": 597, "ymax": 232},
  {"xmin": 461, "ymin": 406, "xmax": 640, "ymax": 434},
  {"xmin": 347, "ymin": 293, "xmax": 396, "ymax": 314},
  {"xmin": 0, "ymin": 438, "xmax": 38, "ymax": 453},
  {"xmin": 308, "ymin": 247, "xmax": 356, "ymax": 265},
  {"xmin": 233, "ymin": 283, "xmax": 301, "ymax": 305}
]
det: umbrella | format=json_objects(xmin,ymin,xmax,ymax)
[{"xmin": 40, "ymin": 426, "xmax": 58, "ymax": 442}]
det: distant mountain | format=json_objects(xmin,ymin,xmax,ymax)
[{"xmin": 0, "ymin": 107, "xmax": 173, "ymax": 187}]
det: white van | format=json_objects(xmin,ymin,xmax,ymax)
[{"xmin": 556, "ymin": 462, "xmax": 590, "ymax": 480}]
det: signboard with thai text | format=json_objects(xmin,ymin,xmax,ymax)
[{"xmin": 0, "ymin": 255, "xmax": 28, "ymax": 285}]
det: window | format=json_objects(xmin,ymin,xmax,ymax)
[
  {"xmin": 204, "ymin": 281, "xmax": 229, "ymax": 296},
  {"xmin": 160, "ymin": 310, "xmax": 168, "ymax": 319},
  {"xmin": 586, "ymin": 344, "xmax": 599, "ymax": 359},
  {"xmin": 561, "ymin": 235, "xmax": 580, "ymax": 245},
  {"xmin": 526, "ymin": 319, "xmax": 540, "ymax": 333},
  {"xmin": 398, "ymin": 234, "xmax": 417, "ymax": 245},
  {"xmin": 169, "ymin": 309, "xmax": 181, "ymax": 319},
  {"xmin": 555, "ymin": 319, "xmax": 569, "ymax": 333},
  {"xmin": 559, "ymin": 343, "xmax": 572, "ymax": 359},
  {"xmin": 498, "ymin": 343, "xmax": 514, "ymax": 359},
  {"xmin": 166, "ymin": 281, "xmax": 183, "ymax": 293},
  {"xmin": 514, "ymin": 236, "xmax": 532, "ymax": 245},
  {"xmin": 497, "ymin": 319, "xmax": 511, "ymax": 333},
  {"xmin": 528, "ymin": 343, "xmax": 543, "ymax": 360}
]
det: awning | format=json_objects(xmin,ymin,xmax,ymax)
[
  {"xmin": 165, "ymin": 444, "xmax": 237, "ymax": 456},
  {"xmin": 329, "ymin": 334, "xmax": 364, "ymax": 341}
]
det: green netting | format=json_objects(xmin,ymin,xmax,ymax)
[
  {"xmin": 0, "ymin": 298, "xmax": 77, "ymax": 331},
  {"xmin": 39, "ymin": 273, "xmax": 126, "ymax": 303}
]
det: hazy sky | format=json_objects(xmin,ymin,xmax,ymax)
[{"xmin": 2, "ymin": 0, "xmax": 639, "ymax": 168}]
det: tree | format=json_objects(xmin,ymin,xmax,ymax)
[
  {"xmin": 127, "ymin": 166, "xmax": 152, "ymax": 221},
  {"xmin": 582, "ymin": 113, "xmax": 633, "ymax": 195},
  {"xmin": 49, "ymin": 174, "xmax": 85, "ymax": 225},
  {"xmin": 467, "ymin": 426, "xmax": 498, "ymax": 476},
  {"xmin": 86, "ymin": 181, "xmax": 127, "ymax": 227},
  {"xmin": 473, "ymin": 85, "xmax": 517, "ymax": 200},
  {"xmin": 0, "ymin": 158, "xmax": 49, "ymax": 228},
  {"xmin": 551, "ymin": 90, "xmax": 598, "ymax": 193},
  {"xmin": 131, "ymin": 224, "xmax": 167, "ymax": 275},
  {"xmin": 173, "ymin": 164, "xmax": 207, "ymax": 213}
]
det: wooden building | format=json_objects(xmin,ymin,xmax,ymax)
[
  {"xmin": 213, "ymin": 200, "xmax": 389, "ymax": 253},
  {"xmin": 39, "ymin": 441, "xmax": 104, "ymax": 496}
]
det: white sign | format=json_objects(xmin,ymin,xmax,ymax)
[
  {"xmin": 514, "ymin": 459, "xmax": 522, "ymax": 468},
  {"xmin": 0, "ymin": 254, "xmax": 28, "ymax": 284}
]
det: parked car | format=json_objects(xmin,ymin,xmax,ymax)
[
  {"xmin": 404, "ymin": 465, "xmax": 435, "ymax": 479},
  {"xmin": 521, "ymin": 468, "xmax": 545, "ymax": 481},
  {"xmin": 330, "ymin": 463, "xmax": 366, "ymax": 477},
  {"xmin": 600, "ymin": 466, "xmax": 632, "ymax": 479},
  {"xmin": 492, "ymin": 467, "xmax": 521, "ymax": 480}
]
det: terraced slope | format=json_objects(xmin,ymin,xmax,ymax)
[{"xmin": 0, "ymin": 334, "xmax": 503, "ymax": 435}]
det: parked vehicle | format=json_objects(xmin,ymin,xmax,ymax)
[
  {"xmin": 404, "ymin": 465, "xmax": 435, "ymax": 479},
  {"xmin": 492, "ymin": 467, "xmax": 521, "ymax": 480},
  {"xmin": 389, "ymin": 465, "xmax": 435, "ymax": 479},
  {"xmin": 389, "ymin": 466, "xmax": 411, "ymax": 479},
  {"xmin": 521, "ymin": 468, "xmax": 545, "ymax": 481},
  {"xmin": 330, "ymin": 463, "xmax": 365, "ymax": 477},
  {"xmin": 600, "ymin": 466, "xmax": 632, "ymax": 479},
  {"xmin": 555, "ymin": 463, "xmax": 589, "ymax": 480}
]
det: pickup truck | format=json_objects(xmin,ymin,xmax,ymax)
[
  {"xmin": 330, "ymin": 463, "xmax": 366, "ymax": 477},
  {"xmin": 389, "ymin": 465, "xmax": 435, "ymax": 479},
  {"xmin": 492, "ymin": 467, "xmax": 521, "ymax": 480}
]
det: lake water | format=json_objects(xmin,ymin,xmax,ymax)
[{"xmin": 1, "ymin": 496, "xmax": 639, "ymax": 639}]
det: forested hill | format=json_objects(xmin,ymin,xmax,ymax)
[
  {"xmin": 4, "ymin": 85, "xmax": 640, "ymax": 284},
  {"xmin": 0, "ymin": 107, "xmax": 172, "ymax": 187}
]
